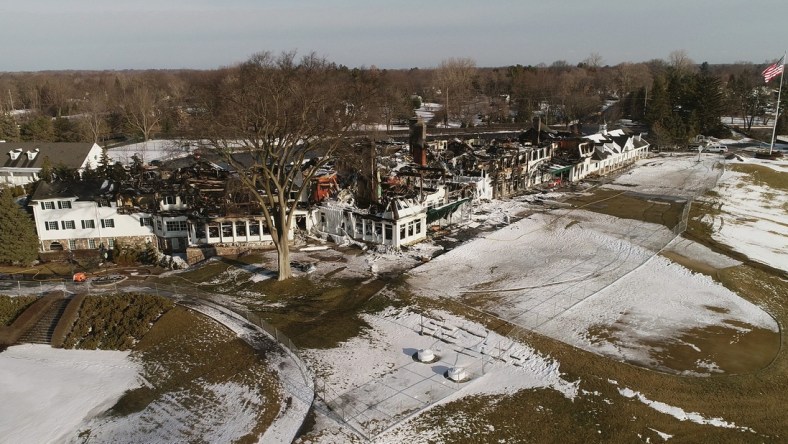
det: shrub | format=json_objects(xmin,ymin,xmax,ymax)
[
  {"xmin": 62, "ymin": 293, "xmax": 174, "ymax": 350},
  {"xmin": 0, "ymin": 295, "xmax": 38, "ymax": 326}
]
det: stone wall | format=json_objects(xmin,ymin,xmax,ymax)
[{"xmin": 186, "ymin": 242, "xmax": 276, "ymax": 265}]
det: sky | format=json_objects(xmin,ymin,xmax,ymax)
[{"xmin": 1, "ymin": 0, "xmax": 786, "ymax": 71}]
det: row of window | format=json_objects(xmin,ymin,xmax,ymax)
[
  {"xmin": 55, "ymin": 238, "xmax": 115, "ymax": 251},
  {"xmin": 401, "ymin": 220, "xmax": 422, "ymax": 240},
  {"xmin": 44, "ymin": 218, "xmax": 114, "ymax": 230},
  {"xmin": 166, "ymin": 221, "xmax": 188, "ymax": 232},
  {"xmin": 40, "ymin": 200, "xmax": 72, "ymax": 210},
  {"xmin": 194, "ymin": 220, "xmax": 270, "ymax": 239},
  {"xmin": 326, "ymin": 211, "xmax": 422, "ymax": 243}
]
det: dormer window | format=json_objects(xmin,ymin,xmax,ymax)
[
  {"xmin": 8, "ymin": 149, "xmax": 22, "ymax": 160},
  {"xmin": 164, "ymin": 195, "xmax": 177, "ymax": 205},
  {"xmin": 27, "ymin": 149, "xmax": 39, "ymax": 160}
]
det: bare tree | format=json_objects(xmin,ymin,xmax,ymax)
[
  {"xmin": 122, "ymin": 80, "xmax": 165, "ymax": 141},
  {"xmin": 202, "ymin": 51, "xmax": 365, "ymax": 281},
  {"xmin": 434, "ymin": 57, "xmax": 478, "ymax": 127},
  {"xmin": 668, "ymin": 50, "xmax": 695, "ymax": 74},
  {"xmin": 614, "ymin": 62, "xmax": 652, "ymax": 97},
  {"xmin": 80, "ymin": 89, "xmax": 109, "ymax": 144},
  {"xmin": 582, "ymin": 52, "xmax": 604, "ymax": 69}
]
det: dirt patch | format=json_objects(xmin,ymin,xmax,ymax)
[{"xmin": 660, "ymin": 250, "xmax": 722, "ymax": 277}]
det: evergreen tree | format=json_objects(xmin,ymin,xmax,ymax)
[
  {"xmin": 0, "ymin": 188, "xmax": 39, "ymax": 265},
  {"xmin": 691, "ymin": 63, "xmax": 727, "ymax": 137},
  {"xmin": 0, "ymin": 113, "xmax": 19, "ymax": 141},
  {"xmin": 20, "ymin": 115, "xmax": 55, "ymax": 142},
  {"xmin": 645, "ymin": 77, "xmax": 668, "ymax": 124},
  {"xmin": 53, "ymin": 117, "xmax": 83, "ymax": 142},
  {"xmin": 53, "ymin": 163, "xmax": 79, "ymax": 183},
  {"xmin": 39, "ymin": 156, "xmax": 54, "ymax": 183}
]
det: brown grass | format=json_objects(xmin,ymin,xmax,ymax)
[
  {"xmin": 565, "ymin": 189, "xmax": 685, "ymax": 230},
  {"xmin": 728, "ymin": 164, "xmax": 788, "ymax": 192}
]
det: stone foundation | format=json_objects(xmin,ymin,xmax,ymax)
[{"xmin": 186, "ymin": 242, "xmax": 276, "ymax": 265}]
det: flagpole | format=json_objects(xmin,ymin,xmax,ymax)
[{"xmin": 768, "ymin": 52, "xmax": 786, "ymax": 156}]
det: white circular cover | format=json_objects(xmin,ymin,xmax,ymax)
[{"xmin": 417, "ymin": 349, "xmax": 435, "ymax": 362}]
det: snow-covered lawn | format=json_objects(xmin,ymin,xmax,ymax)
[
  {"xmin": 304, "ymin": 307, "xmax": 579, "ymax": 440},
  {"xmin": 407, "ymin": 154, "xmax": 779, "ymax": 373},
  {"xmin": 0, "ymin": 345, "xmax": 140, "ymax": 444},
  {"xmin": 697, "ymin": 157, "xmax": 788, "ymax": 273}
]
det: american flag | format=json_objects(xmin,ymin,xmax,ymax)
[{"xmin": 762, "ymin": 56, "xmax": 784, "ymax": 83}]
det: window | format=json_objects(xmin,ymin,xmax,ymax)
[
  {"xmin": 81, "ymin": 219, "xmax": 95, "ymax": 229},
  {"xmin": 408, "ymin": 222, "xmax": 414, "ymax": 237},
  {"xmin": 164, "ymin": 195, "xmax": 177, "ymax": 205},
  {"xmin": 248, "ymin": 220, "xmax": 260, "ymax": 236},
  {"xmin": 108, "ymin": 238, "xmax": 115, "ymax": 248},
  {"xmin": 101, "ymin": 219, "xmax": 115, "ymax": 228},
  {"xmin": 166, "ymin": 221, "xmax": 187, "ymax": 232},
  {"xmin": 384, "ymin": 224, "xmax": 392, "ymax": 241},
  {"xmin": 49, "ymin": 241, "xmax": 63, "ymax": 251},
  {"xmin": 139, "ymin": 217, "xmax": 153, "ymax": 227},
  {"xmin": 374, "ymin": 222, "xmax": 382, "ymax": 236},
  {"xmin": 208, "ymin": 224, "xmax": 220, "ymax": 238},
  {"xmin": 41, "ymin": 202, "xmax": 55, "ymax": 210},
  {"xmin": 400, "ymin": 225, "xmax": 406, "ymax": 240},
  {"xmin": 415, "ymin": 220, "xmax": 421, "ymax": 235},
  {"xmin": 221, "ymin": 222, "xmax": 233, "ymax": 237},
  {"xmin": 355, "ymin": 221, "xmax": 363, "ymax": 235},
  {"xmin": 156, "ymin": 219, "xmax": 162, "ymax": 231},
  {"xmin": 61, "ymin": 220, "xmax": 75, "ymax": 230},
  {"xmin": 235, "ymin": 221, "xmax": 246, "ymax": 237},
  {"xmin": 68, "ymin": 240, "xmax": 76, "ymax": 250},
  {"xmin": 88, "ymin": 239, "xmax": 96, "ymax": 249},
  {"xmin": 57, "ymin": 201, "xmax": 72, "ymax": 209},
  {"xmin": 195, "ymin": 225, "xmax": 206, "ymax": 239},
  {"xmin": 45, "ymin": 221, "xmax": 59, "ymax": 230}
]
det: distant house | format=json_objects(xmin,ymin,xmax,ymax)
[{"xmin": 1, "ymin": 142, "xmax": 103, "ymax": 186}]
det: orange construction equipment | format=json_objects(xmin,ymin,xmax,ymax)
[{"xmin": 72, "ymin": 272, "xmax": 87, "ymax": 283}]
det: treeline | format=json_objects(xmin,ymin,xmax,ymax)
[{"xmin": 0, "ymin": 51, "xmax": 784, "ymax": 146}]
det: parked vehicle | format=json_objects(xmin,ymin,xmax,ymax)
[{"xmin": 703, "ymin": 143, "xmax": 728, "ymax": 153}]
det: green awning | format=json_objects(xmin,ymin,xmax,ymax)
[
  {"xmin": 548, "ymin": 165, "xmax": 573, "ymax": 176},
  {"xmin": 427, "ymin": 198, "xmax": 471, "ymax": 223}
]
